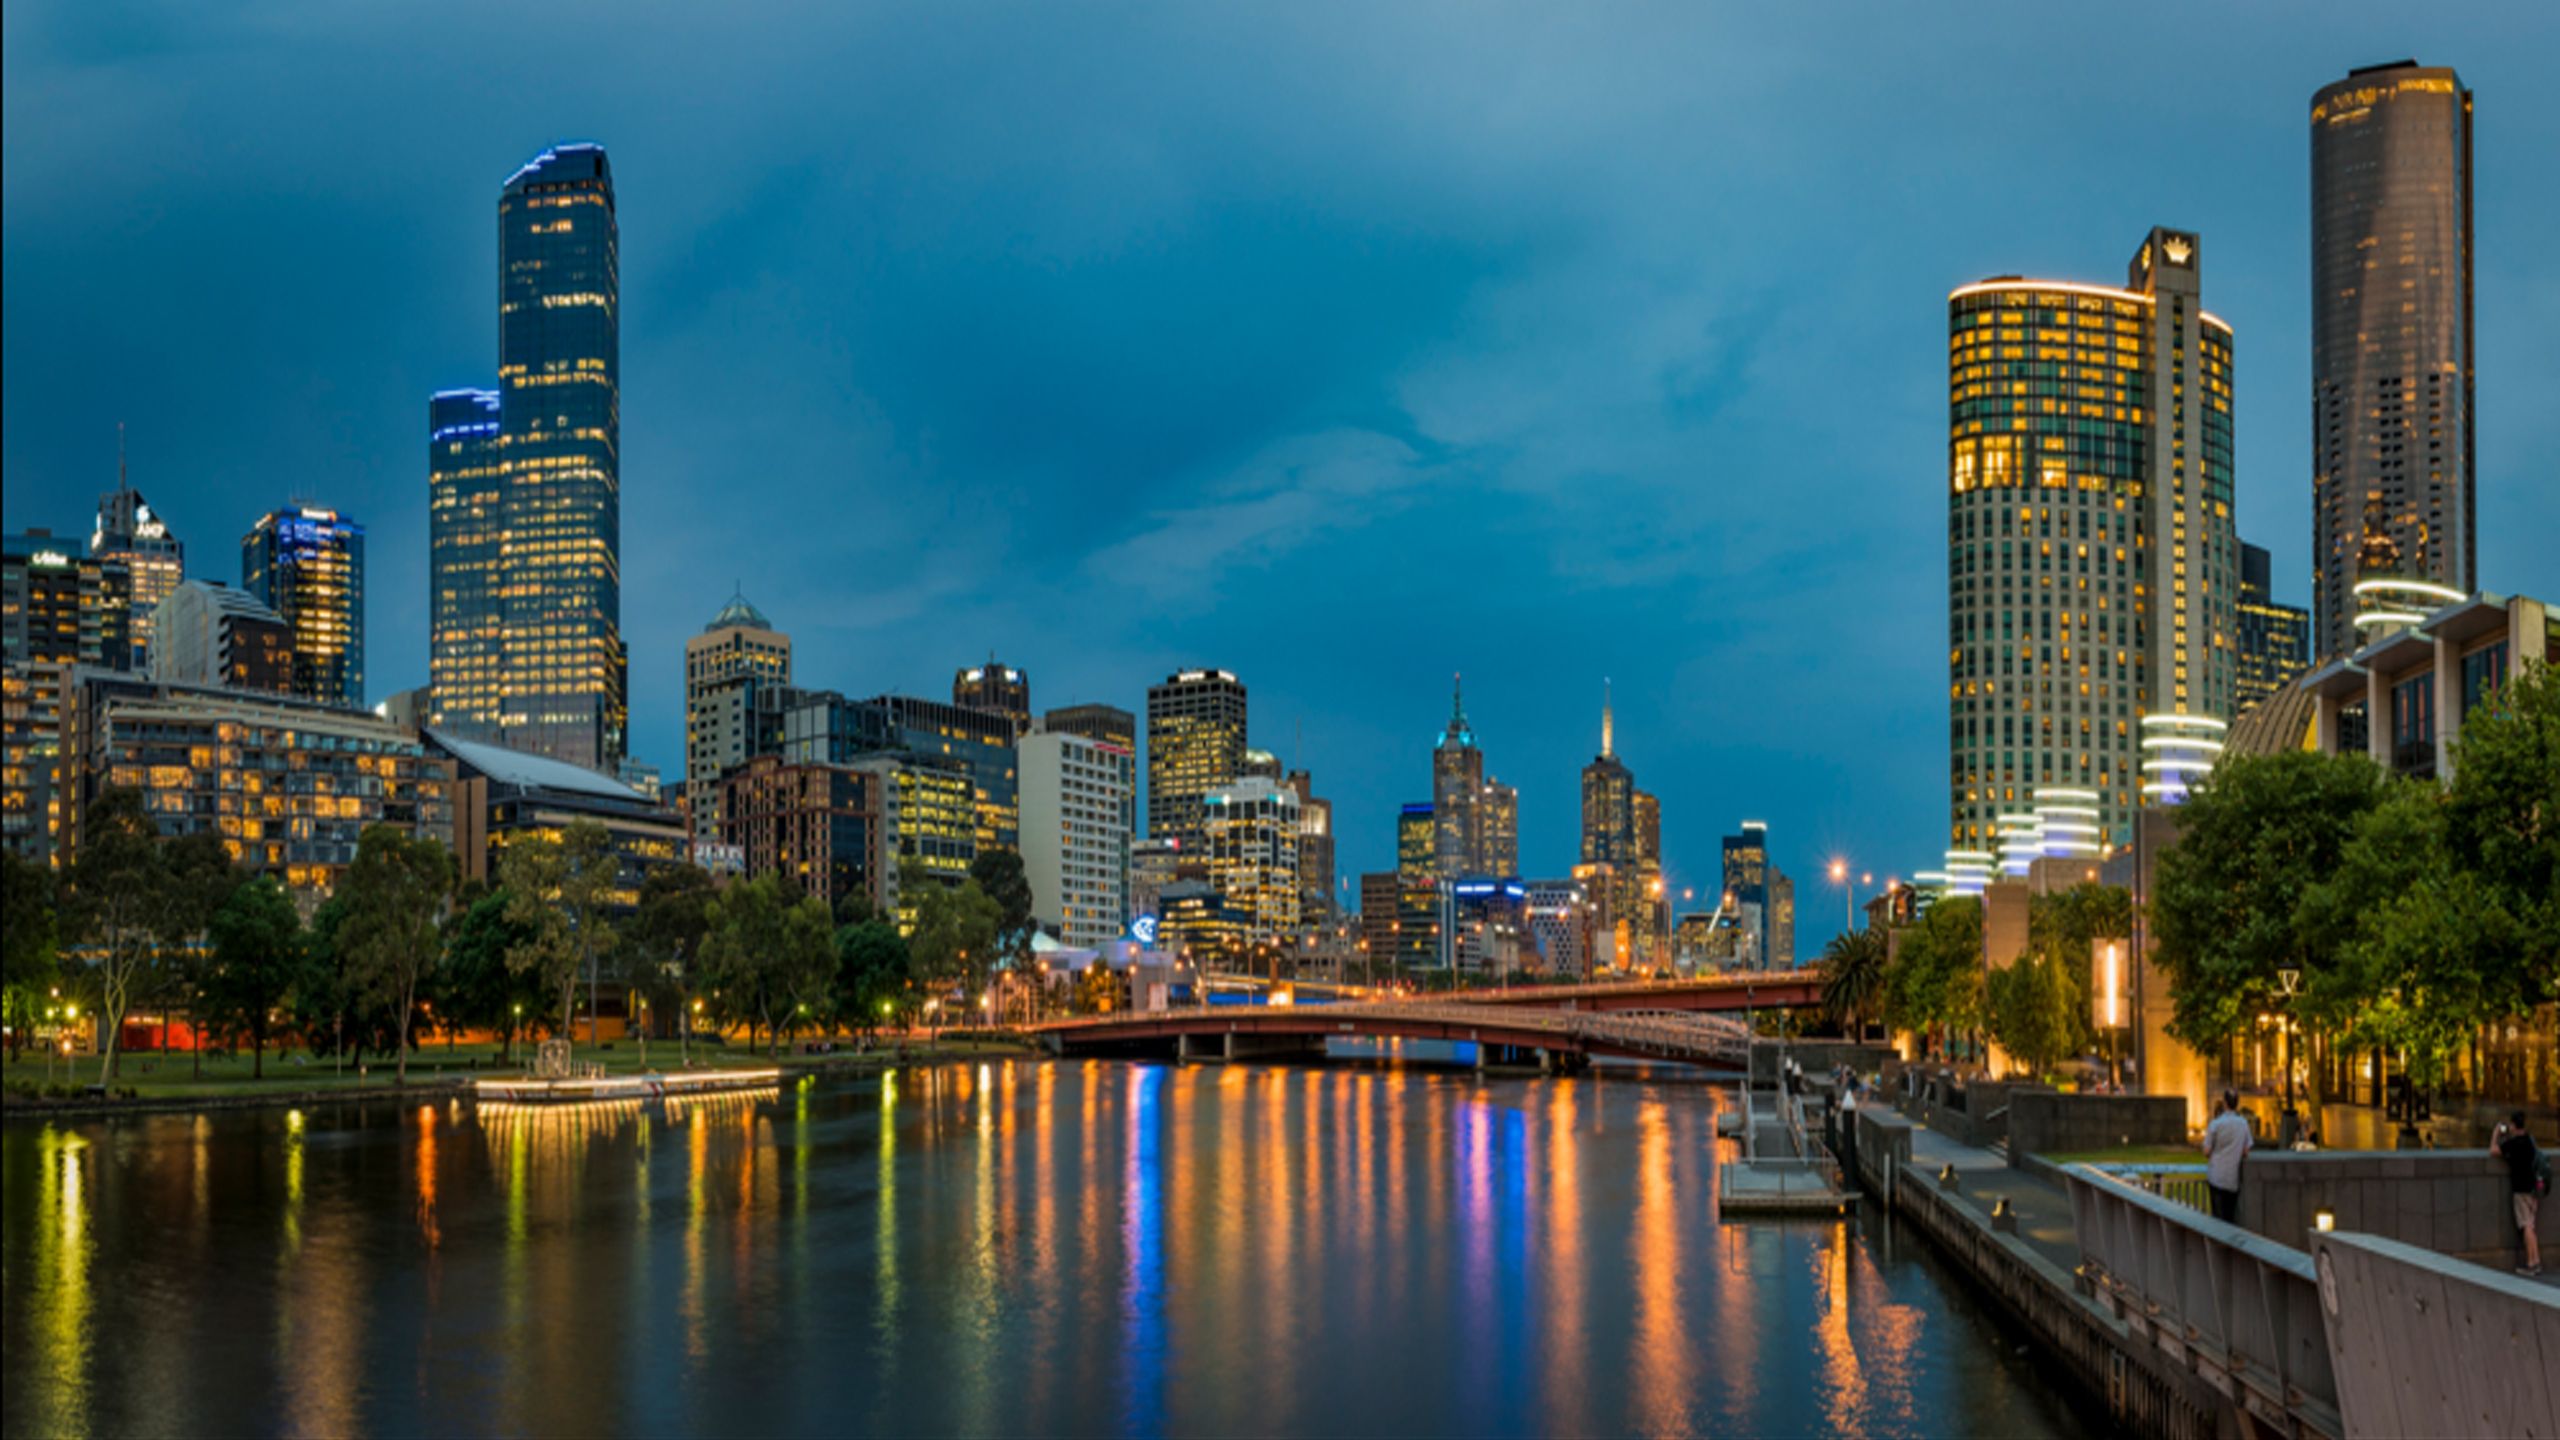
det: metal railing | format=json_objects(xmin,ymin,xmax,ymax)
[{"xmin": 2092, "ymin": 1161, "xmax": 2212, "ymax": 1213}]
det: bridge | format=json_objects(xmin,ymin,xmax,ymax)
[
  {"xmin": 1032, "ymin": 998, "xmax": 1757, "ymax": 1070},
  {"xmin": 1185, "ymin": 971, "xmax": 1824, "ymax": 1015}
]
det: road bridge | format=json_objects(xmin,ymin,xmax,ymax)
[
  {"xmin": 1032, "ymin": 999, "xmax": 1754, "ymax": 1070},
  {"xmin": 1188, "ymin": 972, "xmax": 1824, "ymax": 1014}
]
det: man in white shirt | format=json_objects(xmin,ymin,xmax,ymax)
[{"xmin": 2202, "ymin": 1089, "xmax": 2253, "ymax": 1223}]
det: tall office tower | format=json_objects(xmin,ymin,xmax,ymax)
[
  {"xmin": 1721, "ymin": 822, "xmax": 1770, "ymax": 966},
  {"xmin": 1146, "ymin": 668, "xmax": 1246, "ymax": 849},
  {"xmin": 2, "ymin": 533, "xmax": 135, "ymax": 861},
  {"xmin": 1284, "ymin": 768, "xmax": 1335, "ymax": 922},
  {"xmin": 1948, "ymin": 227, "xmax": 2239, "ymax": 849},
  {"xmin": 1358, "ymin": 871, "xmax": 1401, "ymax": 969},
  {"xmin": 1395, "ymin": 802, "xmax": 1438, "ymax": 968},
  {"xmin": 865, "ymin": 695, "xmax": 1020, "ymax": 852},
  {"xmin": 1432, "ymin": 675, "xmax": 1485, "ymax": 876},
  {"xmin": 149, "ymin": 581, "xmax": 294, "ymax": 694},
  {"xmin": 1020, "ymin": 729, "xmax": 1134, "ymax": 948},
  {"xmin": 431, "ymin": 143, "xmax": 625, "ymax": 769},
  {"xmin": 1578, "ymin": 684, "xmax": 1641, "ymax": 971},
  {"xmin": 1768, "ymin": 867, "xmax": 1796, "ymax": 970},
  {"xmin": 684, "ymin": 590, "xmax": 792, "ymax": 845},
  {"xmin": 2310, "ymin": 62, "xmax": 2473, "ymax": 657},
  {"xmin": 1204, "ymin": 777, "xmax": 1301, "ymax": 941},
  {"xmin": 953, "ymin": 658, "xmax": 1030, "ymax": 736},
  {"xmin": 1477, "ymin": 779, "xmax": 1518, "ymax": 876},
  {"xmin": 241, "ymin": 505, "xmax": 364, "ymax": 707},
  {"xmin": 1044, "ymin": 703, "xmax": 1135, "ymax": 750},
  {"xmin": 89, "ymin": 462, "xmax": 183, "ymax": 669},
  {"xmin": 2235, "ymin": 542, "xmax": 2313, "ymax": 713}
]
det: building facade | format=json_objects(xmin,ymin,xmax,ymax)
[
  {"xmin": 88, "ymin": 477, "xmax": 182, "ymax": 669},
  {"xmin": 1948, "ymin": 227, "xmax": 2239, "ymax": 851},
  {"xmin": 1721, "ymin": 822, "xmax": 1770, "ymax": 964},
  {"xmin": 1523, "ymin": 879, "xmax": 1590, "ymax": 978},
  {"xmin": 719, "ymin": 753, "xmax": 881, "ymax": 911},
  {"xmin": 1395, "ymin": 802, "xmax": 1438, "ymax": 969},
  {"xmin": 429, "ymin": 728, "xmax": 678, "ymax": 914},
  {"xmin": 1203, "ymin": 777, "xmax": 1300, "ymax": 942},
  {"xmin": 429, "ymin": 143, "xmax": 626, "ymax": 771},
  {"xmin": 2, "ymin": 532, "xmax": 138, "ymax": 862},
  {"xmin": 2310, "ymin": 61, "xmax": 2473, "ymax": 658},
  {"xmin": 2236, "ymin": 541, "xmax": 2312, "ymax": 714},
  {"xmin": 1145, "ymin": 668, "xmax": 1246, "ymax": 849},
  {"xmin": 683, "ymin": 591, "xmax": 791, "ymax": 846},
  {"xmin": 953, "ymin": 659, "xmax": 1030, "ymax": 736},
  {"xmin": 1768, "ymin": 867, "xmax": 1796, "ymax": 970},
  {"xmin": 1043, "ymin": 703, "xmax": 1135, "ymax": 751},
  {"xmin": 1431, "ymin": 678, "xmax": 1485, "ymax": 877},
  {"xmin": 1019, "ymin": 730, "xmax": 1134, "ymax": 948},
  {"xmin": 241, "ymin": 505, "xmax": 363, "ymax": 707},
  {"xmin": 148, "ymin": 582, "xmax": 293, "ymax": 695},
  {"xmin": 1285, "ymin": 768, "xmax": 1335, "ymax": 924}
]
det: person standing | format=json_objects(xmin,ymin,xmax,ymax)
[
  {"xmin": 2202, "ymin": 1089, "xmax": 2253, "ymax": 1224},
  {"xmin": 2493, "ymin": 1112, "xmax": 2545, "ymax": 1277}
]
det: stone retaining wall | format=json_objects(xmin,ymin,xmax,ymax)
[{"xmin": 2008, "ymin": 1091, "xmax": 2186, "ymax": 1163}]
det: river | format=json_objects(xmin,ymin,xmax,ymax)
[{"xmin": 3, "ymin": 1057, "xmax": 2087, "ymax": 1437}]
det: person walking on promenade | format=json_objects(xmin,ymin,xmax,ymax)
[
  {"xmin": 2493, "ymin": 1112, "xmax": 2546, "ymax": 1277},
  {"xmin": 2202, "ymin": 1089, "xmax": 2253, "ymax": 1224}
]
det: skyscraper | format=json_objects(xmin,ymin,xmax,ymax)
[
  {"xmin": 1020, "ymin": 729, "xmax": 1133, "ymax": 948},
  {"xmin": 1043, "ymin": 703, "xmax": 1135, "ymax": 751},
  {"xmin": 1948, "ymin": 227, "xmax": 2239, "ymax": 850},
  {"xmin": 1721, "ymin": 821, "xmax": 1770, "ymax": 965},
  {"xmin": 89, "ymin": 454, "xmax": 183, "ymax": 669},
  {"xmin": 242, "ymin": 505, "xmax": 363, "ymax": 707},
  {"xmin": 149, "ymin": 581, "xmax": 293, "ymax": 694},
  {"xmin": 1284, "ymin": 768, "xmax": 1335, "ymax": 923},
  {"xmin": 1476, "ymin": 779, "xmax": 1518, "ymax": 877},
  {"xmin": 684, "ymin": 590, "xmax": 791, "ymax": 846},
  {"xmin": 1432, "ymin": 675, "xmax": 1484, "ymax": 877},
  {"xmin": 1577, "ymin": 683, "xmax": 1642, "ymax": 971},
  {"xmin": 2235, "ymin": 542, "xmax": 2312, "ymax": 715},
  {"xmin": 1395, "ymin": 802, "xmax": 1438, "ymax": 969},
  {"xmin": 953, "ymin": 658, "xmax": 1029, "ymax": 736},
  {"xmin": 430, "ymin": 143, "xmax": 625, "ymax": 770},
  {"xmin": 1145, "ymin": 668, "xmax": 1246, "ymax": 849},
  {"xmin": 2310, "ymin": 61, "xmax": 2473, "ymax": 657},
  {"xmin": 1204, "ymin": 777, "xmax": 1300, "ymax": 942}
]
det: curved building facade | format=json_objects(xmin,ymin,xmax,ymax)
[{"xmin": 1947, "ymin": 227, "xmax": 2237, "ymax": 851}]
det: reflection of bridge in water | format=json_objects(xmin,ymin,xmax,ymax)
[{"xmin": 1035, "ymin": 975, "xmax": 1820, "ymax": 1070}]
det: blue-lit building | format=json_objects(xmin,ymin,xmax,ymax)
[
  {"xmin": 1439, "ymin": 877, "xmax": 1529, "ymax": 974},
  {"xmin": 242, "ymin": 504, "xmax": 363, "ymax": 707},
  {"xmin": 428, "ymin": 143, "xmax": 625, "ymax": 771}
]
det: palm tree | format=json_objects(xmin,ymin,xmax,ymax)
[{"xmin": 1819, "ymin": 928, "xmax": 1888, "ymax": 1042}]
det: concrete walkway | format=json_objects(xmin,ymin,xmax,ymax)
[{"xmin": 1902, "ymin": 1120, "xmax": 2081, "ymax": 1272}]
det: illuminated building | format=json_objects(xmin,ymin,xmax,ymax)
[
  {"xmin": 2311, "ymin": 61, "xmax": 2473, "ymax": 657},
  {"xmin": 1395, "ymin": 802, "xmax": 1438, "ymax": 969},
  {"xmin": 148, "ymin": 582, "xmax": 293, "ymax": 695},
  {"xmin": 1130, "ymin": 836, "xmax": 1194, "ymax": 926},
  {"xmin": 241, "ymin": 505, "xmax": 362, "ymax": 706},
  {"xmin": 683, "ymin": 590, "xmax": 790, "ymax": 846},
  {"xmin": 2, "ymin": 531, "xmax": 137, "ymax": 861},
  {"xmin": 1578, "ymin": 684, "xmax": 1642, "ymax": 970},
  {"xmin": 2286, "ymin": 589, "xmax": 2551, "ymax": 781},
  {"xmin": 1768, "ymin": 867, "xmax": 1795, "ymax": 969},
  {"xmin": 1284, "ymin": 768, "xmax": 1334, "ymax": 922},
  {"xmin": 854, "ymin": 753, "xmax": 977, "ymax": 905},
  {"xmin": 1020, "ymin": 729, "xmax": 1133, "ymax": 948},
  {"xmin": 88, "ymin": 467, "xmax": 183, "ymax": 669},
  {"xmin": 866, "ymin": 695, "xmax": 1017, "ymax": 852},
  {"xmin": 1159, "ymin": 881, "xmax": 1243, "ymax": 965},
  {"xmin": 1476, "ymin": 779, "xmax": 1518, "ymax": 877},
  {"xmin": 1358, "ymin": 871, "xmax": 1401, "ymax": 966},
  {"xmin": 719, "ymin": 753, "xmax": 881, "ymax": 910},
  {"xmin": 1203, "ymin": 777, "xmax": 1300, "ymax": 941},
  {"xmin": 953, "ymin": 658, "xmax": 1029, "ymax": 736},
  {"xmin": 1720, "ymin": 822, "xmax": 1769, "ymax": 965},
  {"xmin": 1441, "ymin": 879, "xmax": 1528, "ymax": 975},
  {"xmin": 60, "ymin": 673, "xmax": 453, "ymax": 894},
  {"xmin": 1145, "ymin": 668, "xmax": 1246, "ymax": 849},
  {"xmin": 429, "ymin": 143, "xmax": 626, "ymax": 771},
  {"xmin": 2235, "ymin": 542, "xmax": 2311, "ymax": 714},
  {"xmin": 430, "ymin": 728, "xmax": 678, "ymax": 914},
  {"xmin": 1043, "ymin": 703, "xmax": 1134, "ymax": 750},
  {"xmin": 1431, "ymin": 676, "xmax": 1483, "ymax": 875},
  {"xmin": 1948, "ymin": 227, "xmax": 2238, "ymax": 848},
  {"xmin": 1524, "ymin": 880, "xmax": 1589, "ymax": 977}
]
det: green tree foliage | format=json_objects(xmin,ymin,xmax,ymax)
[
  {"xmin": 439, "ymin": 889, "xmax": 540, "ymax": 1063},
  {"xmin": 1, "ymin": 849, "xmax": 60, "ymax": 1059},
  {"xmin": 2442, "ymin": 659, "xmax": 2560, "ymax": 1015},
  {"xmin": 904, "ymin": 860, "xmax": 1001, "ymax": 997},
  {"xmin": 59, "ymin": 788, "xmax": 234, "ymax": 1081},
  {"xmin": 1817, "ymin": 927, "xmax": 1887, "ymax": 1040},
  {"xmin": 702, "ymin": 873, "xmax": 835, "ymax": 1055},
  {"xmin": 296, "ymin": 893, "xmax": 359, "ymax": 1061},
  {"xmin": 969, "ymin": 848, "xmax": 1038, "ymax": 979},
  {"xmin": 2149, "ymin": 750, "xmax": 2386, "ymax": 1059},
  {"xmin": 200, "ymin": 875, "xmax": 309, "ymax": 1078},
  {"xmin": 336, "ymin": 826, "xmax": 456, "ymax": 1086},
  {"xmin": 499, "ymin": 820, "xmax": 620, "ymax": 1050},
  {"xmin": 1882, "ymin": 897, "xmax": 1985, "ymax": 1058},
  {"xmin": 834, "ymin": 918, "xmax": 911, "ymax": 1033},
  {"xmin": 2025, "ymin": 881, "xmax": 2130, "ymax": 1052},
  {"xmin": 620, "ymin": 865, "xmax": 716, "ymax": 1064},
  {"xmin": 1072, "ymin": 959, "xmax": 1118, "ymax": 1016},
  {"xmin": 1987, "ymin": 950, "xmax": 2077, "ymax": 1079}
]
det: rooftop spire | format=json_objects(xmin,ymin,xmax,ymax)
[{"xmin": 1601, "ymin": 678, "xmax": 1614, "ymax": 759}]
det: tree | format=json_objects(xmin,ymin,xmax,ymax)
[
  {"xmin": 2, "ymin": 849, "xmax": 60, "ymax": 1060},
  {"xmin": 2026, "ymin": 881, "xmax": 2131, "ymax": 1052},
  {"xmin": 834, "ymin": 918, "xmax": 910, "ymax": 1036},
  {"xmin": 622, "ymin": 865, "xmax": 716, "ymax": 1067},
  {"xmin": 2150, "ymin": 750, "xmax": 2386, "ymax": 1083},
  {"xmin": 1881, "ymin": 897, "xmax": 1985, "ymax": 1060},
  {"xmin": 1988, "ymin": 950, "xmax": 2076, "ymax": 1080},
  {"xmin": 336, "ymin": 826, "xmax": 456, "ymax": 1086},
  {"xmin": 906, "ymin": 862, "xmax": 1000, "ymax": 1000},
  {"xmin": 60, "ymin": 788, "xmax": 225, "ymax": 1082},
  {"xmin": 439, "ymin": 889, "xmax": 540, "ymax": 1064},
  {"xmin": 500, "ymin": 820, "xmax": 621, "ymax": 1052},
  {"xmin": 200, "ymin": 875, "xmax": 309, "ymax": 1078},
  {"xmin": 2443, "ymin": 659, "xmax": 2560, "ymax": 1019},
  {"xmin": 1817, "ymin": 928, "xmax": 1887, "ymax": 1041},
  {"xmin": 1073, "ymin": 959, "xmax": 1118, "ymax": 1016},
  {"xmin": 702, "ymin": 874, "xmax": 834, "ymax": 1055},
  {"xmin": 969, "ymin": 848, "xmax": 1038, "ymax": 981},
  {"xmin": 296, "ymin": 894, "xmax": 361, "ymax": 1065}
]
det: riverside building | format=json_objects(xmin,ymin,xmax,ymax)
[
  {"xmin": 241, "ymin": 505, "xmax": 363, "ymax": 707},
  {"xmin": 683, "ymin": 590, "xmax": 791, "ymax": 845},
  {"xmin": 1947, "ymin": 227, "xmax": 2239, "ymax": 851},
  {"xmin": 1020, "ymin": 728, "xmax": 1134, "ymax": 948}
]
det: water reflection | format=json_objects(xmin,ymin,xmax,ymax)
[{"xmin": 1, "ymin": 1063, "xmax": 2078, "ymax": 1439}]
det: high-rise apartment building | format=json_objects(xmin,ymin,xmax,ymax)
[
  {"xmin": 719, "ymin": 753, "xmax": 882, "ymax": 910},
  {"xmin": 1043, "ymin": 703, "xmax": 1135, "ymax": 751},
  {"xmin": 1145, "ymin": 668, "xmax": 1246, "ymax": 849},
  {"xmin": 3, "ymin": 532, "xmax": 135, "ymax": 862},
  {"xmin": 149, "ymin": 581, "xmax": 293, "ymax": 694},
  {"xmin": 1203, "ymin": 777, "xmax": 1300, "ymax": 942},
  {"xmin": 2310, "ymin": 62, "xmax": 2473, "ymax": 657},
  {"xmin": 1284, "ymin": 768, "xmax": 1335, "ymax": 923},
  {"xmin": 953, "ymin": 658, "xmax": 1029, "ymax": 736},
  {"xmin": 1948, "ymin": 227, "xmax": 2239, "ymax": 849},
  {"xmin": 683, "ymin": 590, "xmax": 791, "ymax": 846},
  {"xmin": 1395, "ymin": 802, "xmax": 1439, "ymax": 969},
  {"xmin": 1477, "ymin": 779, "xmax": 1518, "ymax": 877},
  {"xmin": 1721, "ymin": 821, "xmax": 1770, "ymax": 965},
  {"xmin": 241, "ymin": 505, "xmax": 363, "ymax": 707},
  {"xmin": 1768, "ymin": 867, "xmax": 1795, "ymax": 970},
  {"xmin": 1020, "ymin": 729, "xmax": 1134, "ymax": 948},
  {"xmin": 429, "ymin": 143, "xmax": 625, "ymax": 771},
  {"xmin": 2236, "ymin": 542, "xmax": 2312, "ymax": 714},
  {"xmin": 89, "ymin": 470, "xmax": 183, "ymax": 669},
  {"xmin": 1358, "ymin": 870, "xmax": 1401, "ymax": 967}
]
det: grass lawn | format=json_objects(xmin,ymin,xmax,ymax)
[{"xmin": 2037, "ymin": 1144, "xmax": 2204, "ymax": 1167}]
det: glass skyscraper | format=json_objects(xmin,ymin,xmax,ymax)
[
  {"xmin": 428, "ymin": 143, "xmax": 625, "ymax": 771},
  {"xmin": 2310, "ymin": 61, "xmax": 2472, "ymax": 658},
  {"xmin": 242, "ymin": 505, "xmax": 364, "ymax": 707},
  {"xmin": 1947, "ymin": 227, "xmax": 2238, "ymax": 850},
  {"xmin": 89, "ymin": 465, "xmax": 183, "ymax": 670},
  {"xmin": 1145, "ymin": 668, "xmax": 1246, "ymax": 850},
  {"xmin": 2234, "ymin": 541, "xmax": 2311, "ymax": 715}
]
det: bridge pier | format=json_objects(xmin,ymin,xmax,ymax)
[{"xmin": 1218, "ymin": 1032, "xmax": 1326, "ymax": 1064}]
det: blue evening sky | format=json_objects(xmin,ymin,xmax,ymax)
[{"xmin": 6, "ymin": 3, "xmax": 2555, "ymax": 928}]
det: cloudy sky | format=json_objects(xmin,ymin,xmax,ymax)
[{"xmin": 7, "ymin": 2, "xmax": 2555, "ymax": 929}]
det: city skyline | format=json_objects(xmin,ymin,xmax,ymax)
[{"xmin": 6, "ymin": 8, "xmax": 2556, "ymax": 901}]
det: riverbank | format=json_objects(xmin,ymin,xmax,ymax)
[{"xmin": 0, "ymin": 1035, "xmax": 1037, "ymax": 1120}]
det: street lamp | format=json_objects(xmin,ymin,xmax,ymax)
[
  {"xmin": 1828, "ymin": 858, "xmax": 1853, "ymax": 939},
  {"xmin": 2276, "ymin": 965, "xmax": 2302, "ymax": 1146}
]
